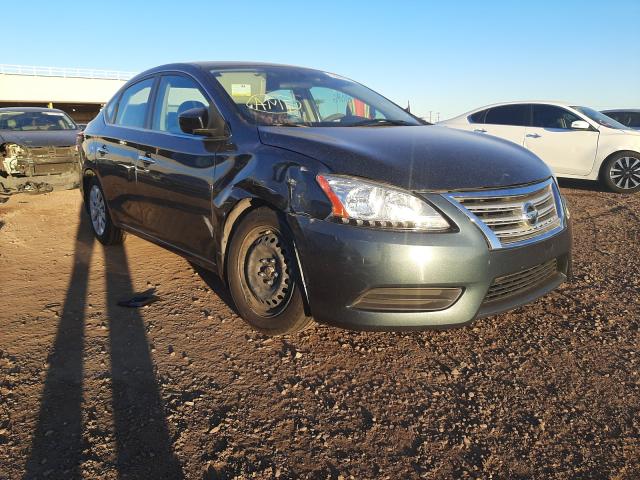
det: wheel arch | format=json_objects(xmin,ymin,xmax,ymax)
[
  {"xmin": 598, "ymin": 149, "xmax": 640, "ymax": 179},
  {"xmin": 217, "ymin": 195, "xmax": 312, "ymax": 316}
]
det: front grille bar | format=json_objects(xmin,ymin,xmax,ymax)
[{"xmin": 442, "ymin": 178, "xmax": 565, "ymax": 250}]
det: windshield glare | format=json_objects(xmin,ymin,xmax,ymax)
[
  {"xmin": 572, "ymin": 106, "xmax": 629, "ymax": 130},
  {"xmin": 210, "ymin": 67, "xmax": 421, "ymax": 127},
  {"xmin": 0, "ymin": 111, "xmax": 77, "ymax": 131}
]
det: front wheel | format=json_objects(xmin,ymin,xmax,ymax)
[
  {"xmin": 86, "ymin": 177, "xmax": 125, "ymax": 245},
  {"xmin": 601, "ymin": 152, "xmax": 640, "ymax": 193},
  {"xmin": 227, "ymin": 207, "xmax": 313, "ymax": 335}
]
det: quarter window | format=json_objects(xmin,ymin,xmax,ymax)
[
  {"xmin": 532, "ymin": 105, "xmax": 580, "ymax": 129},
  {"xmin": 114, "ymin": 78, "xmax": 154, "ymax": 128},
  {"xmin": 484, "ymin": 105, "xmax": 529, "ymax": 126},
  {"xmin": 468, "ymin": 110, "xmax": 487, "ymax": 124},
  {"xmin": 152, "ymin": 75, "xmax": 210, "ymax": 134}
]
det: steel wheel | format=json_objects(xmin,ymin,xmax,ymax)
[
  {"xmin": 241, "ymin": 228, "xmax": 293, "ymax": 317},
  {"xmin": 89, "ymin": 184, "xmax": 107, "ymax": 236},
  {"xmin": 609, "ymin": 156, "xmax": 640, "ymax": 190},
  {"xmin": 227, "ymin": 207, "xmax": 313, "ymax": 335}
]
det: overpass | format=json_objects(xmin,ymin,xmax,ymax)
[{"xmin": 0, "ymin": 65, "xmax": 136, "ymax": 122}]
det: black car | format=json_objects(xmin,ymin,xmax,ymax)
[
  {"xmin": 601, "ymin": 109, "xmax": 640, "ymax": 130},
  {"xmin": 0, "ymin": 107, "xmax": 81, "ymax": 192},
  {"xmin": 79, "ymin": 62, "xmax": 571, "ymax": 335}
]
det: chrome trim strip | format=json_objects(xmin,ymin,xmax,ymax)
[{"xmin": 442, "ymin": 178, "xmax": 566, "ymax": 250}]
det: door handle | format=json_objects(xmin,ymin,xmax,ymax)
[
  {"xmin": 526, "ymin": 133, "xmax": 541, "ymax": 138},
  {"xmin": 474, "ymin": 128, "xmax": 487, "ymax": 133},
  {"xmin": 137, "ymin": 154, "xmax": 156, "ymax": 165},
  {"xmin": 97, "ymin": 145, "xmax": 108, "ymax": 156}
]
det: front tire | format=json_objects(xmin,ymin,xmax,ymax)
[
  {"xmin": 601, "ymin": 151, "xmax": 640, "ymax": 193},
  {"xmin": 227, "ymin": 207, "xmax": 313, "ymax": 335},
  {"xmin": 86, "ymin": 177, "xmax": 125, "ymax": 245}
]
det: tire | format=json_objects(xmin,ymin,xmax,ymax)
[
  {"xmin": 600, "ymin": 151, "xmax": 640, "ymax": 193},
  {"xmin": 86, "ymin": 177, "xmax": 125, "ymax": 245},
  {"xmin": 227, "ymin": 207, "xmax": 313, "ymax": 335}
]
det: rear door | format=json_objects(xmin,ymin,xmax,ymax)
[
  {"xmin": 96, "ymin": 77, "xmax": 156, "ymax": 226},
  {"xmin": 135, "ymin": 74, "xmax": 218, "ymax": 261},
  {"xmin": 524, "ymin": 104, "xmax": 599, "ymax": 176},
  {"xmin": 473, "ymin": 104, "xmax": 529, "ymax": 146}
]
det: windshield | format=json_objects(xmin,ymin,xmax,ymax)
[
  {"xmin": 210, "ymin": 67, "xmax": 422, "ymax": 127},
  {"xmin": 572, "ymin": 106, "xmax": 629, "ymax": 130},
  {"xmin": 0, "ymin": 110, "xmax": 77, "ymax": 131}
]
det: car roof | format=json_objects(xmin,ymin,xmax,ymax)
[
  {"xmin": 130, "ymin": 61, "xmax": 335, "ymax": 82},
  {"xmin": 601, "ymin": 108, "xmax": 640, "ymax": 113},
  {"xmin": 447, "ymin": 100, "xmax": 585, "ymax": 121},
  {"xmin": 0, "ymin": 107, "xmax": 67, "ymax": 113}
]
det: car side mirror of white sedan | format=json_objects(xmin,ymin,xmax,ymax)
[{"xmin": 571, "ymin": 120, "xmax": 591, "ymax": 130}]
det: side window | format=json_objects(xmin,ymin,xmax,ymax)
[
  {"xmin": 310, "ymin": 87, "xmax": 383, "ymax": 121},
  {"xmin": 532, "ymin": 105, "xmax": 580, "ymax": 129},
  {"xmin": 603, "ymin": 111, "xmax": 625, "ymax": 124},
  {"xmin": 104, "ymin": 98, "xmax": 117, "ymax": 123},
  {"xmin": 468, "ymin": 109, "xmax": 487, "ymax": 124},
  {"xmin": 484, "ymin": 105, "xmax": 529, "ymax": 126},
  {"xmin": 629, "ymin": 113, "xmax": 640, "ymax": 128},
  {"xmin": 114, "ymin": 78, "xmax": 154, "ymax": 128},
  {"xmin": 151, "ymin": 75, "xmax": 210, "ymax": 134}
]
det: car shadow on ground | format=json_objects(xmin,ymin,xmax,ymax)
[
  {"xmin": 23, "ymin": 212, "xmax": 184, "ymax": 479},
  {"xmin": 191, "ymin": 263, "xmax": 240, "ymax": 316}
]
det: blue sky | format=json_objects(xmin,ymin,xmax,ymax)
[{"xmin": 3, "ymin": 0, "xmax": 639, "ymax": 119}]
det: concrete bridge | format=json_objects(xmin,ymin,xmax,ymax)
[{"xmin": 0, "ymin": 65, "xmax": 136, "ymax": 122}]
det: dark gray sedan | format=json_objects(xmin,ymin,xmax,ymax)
[{"xmin": 79, "ymin": 62, "xmax": 572, "ymax": 335}]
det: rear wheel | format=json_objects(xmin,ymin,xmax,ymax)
[
  {"xmin": 87, "ymin": 177, "xmax": 125, "ymax": 245},
  {"xmin": 601, "ymin": 151, "xmax": 640, "ymax": 193},
  {"xmin": 227, "ymin": 207, "xmax": 313, "ymax": 335}
]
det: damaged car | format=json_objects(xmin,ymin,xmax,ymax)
[
  {"xmin": 79, "ymin": 62, "xmax": 572, "ymax": 335},
  {"xmin": 0, "ymin": 107, "xmax": 81, "ymax": 194}
]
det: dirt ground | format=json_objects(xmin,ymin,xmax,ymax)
[{"xmin": 0, "ymin": 182, "xmax": 639, "ymax": 480}]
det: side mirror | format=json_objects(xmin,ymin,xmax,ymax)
[
  {"xmin": 571, "ymin": 120, "xmax": 591, "ymax": 130},
  {"xmin": 179, "ymin": 107, "xmax": 208, "ymax": 135}
]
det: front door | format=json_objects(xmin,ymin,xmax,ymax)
[{"xmin": 524, "ymin": 104, "xmax": 599, "ymax": 176}]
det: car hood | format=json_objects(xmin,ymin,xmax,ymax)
[
  {"xmin": 258, "ymin": 125, "xmax": 552, "ymax": 191},
  {"xmin": 0, "ymin": 129, "xmax": 79, "ymax": 147}
]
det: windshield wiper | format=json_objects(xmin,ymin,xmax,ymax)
[
  {"xmin": 346, "ymin": 118, "xmax": 414, "ymax": 127},
  {"xmin": 270, "ymin": 122, "xmax": 308, "ymax": 127}
]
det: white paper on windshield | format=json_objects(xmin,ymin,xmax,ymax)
[{"xmin": 231, "ymin": 84, "xmax": 252, "ymax": 96}]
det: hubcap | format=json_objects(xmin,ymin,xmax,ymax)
[
  {"xmin": 89, "ymin": 185, "xmax": 107, "ymax": 235},
  {"xmin": 610, "ymin": 156, "xmax": 640, "ymax": 190},
  {"xmin": 242, "ymin": 230, "xmax": 292, "ymax": 317}
]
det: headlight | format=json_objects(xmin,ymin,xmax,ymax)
[{"xmin": 316, "ymin": 174, "xmax": 450, "ymax": 231}]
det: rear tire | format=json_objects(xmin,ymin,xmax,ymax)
[
  {"xmin": 227, "ymin": 207, "xmax": 313, "ymax": 335},
  {"xmin": 86, "ymin": 177, "xmax": 125, "ymax": 245},
  {"xmin": 600, "ymin": 151, "xmax": 640, "ymax": 193}
]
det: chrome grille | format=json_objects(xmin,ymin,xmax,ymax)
[
  {"xmin": 446, "ymin": 179, "xmax": 564, "ymax": 249},
  {"xmin": 484, "ymin": 259, "xmax": 558, "ymax": 303}
]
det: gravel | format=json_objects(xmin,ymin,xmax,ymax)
[{"xmin": 0, "ymin": 182, "xmax": 638, "ymax": 479}]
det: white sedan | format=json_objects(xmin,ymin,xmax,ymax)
[{"xmin": 440, "ymin": 101, "xmax": 640, "ymax": 193}]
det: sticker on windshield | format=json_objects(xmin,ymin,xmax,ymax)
[
  {"xmin": 43, "ymin": 112, "xmax": 65, "ymax": 116},
  {"xmin": 245, "ymin": 94, "xmax": 302, "ymax": 116},
  {"xmin": 231, "ymin": 84, "xmax": 252, "ymax": 97}
]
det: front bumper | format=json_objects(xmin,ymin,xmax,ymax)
[{"xmin": 289, "ymin": 195, "xmax": 572, "ymax": 331}]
